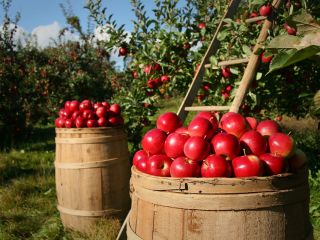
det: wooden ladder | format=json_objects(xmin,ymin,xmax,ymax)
[{"xmin": 177, "ymin": 0, "xmax": 283, "ymax": 122}]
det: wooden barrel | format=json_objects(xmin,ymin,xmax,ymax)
[
  {"xmin": 127, "ymin": 166, "xmax": 313, "ymax": 240},
  {"xmin": 55, "ymin": 127, "xmax": 130, "ymax": 233}
]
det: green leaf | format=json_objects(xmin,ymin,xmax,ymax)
[
  {"xmin": 242, "ymin": 45, "xmax": 252, "ymax": 56},
  {"xmin": 268, "ymin": 46, "xmax": 320, "ymax": 73},
  {"xmin": 267, "ymin": 35, "xmax": 301, "ymax": 49}
]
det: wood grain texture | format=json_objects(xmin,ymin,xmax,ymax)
[
  {"xmin": 55, "ymin": 127, "xmax": 130, "ymax": 234},
  {"xmin": 127, "ymin": 166, "xmax": 312, "ymax": 240}
]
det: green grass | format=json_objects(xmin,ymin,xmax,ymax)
[
  {"xmin": 0, "ymin": 110, "xmax": 319, "ymax": 239},
  {"xmin": 0, "ymin": 126, "xmax": 120, "ymax": 240}
]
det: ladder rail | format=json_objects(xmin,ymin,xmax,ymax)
[{"xmin": 177, "ymin": 0, "xmax": 241, "ymax": 122}]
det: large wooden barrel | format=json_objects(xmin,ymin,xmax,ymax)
[
  {"xmin": 55, "ymin": 127, "xmax": 130, "ymax": 233},
  {"xmin": 127, "ymin": 166, "xmax": 313, "ymax": 240}
]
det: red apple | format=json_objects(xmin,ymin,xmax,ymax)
[
  {"xmin": 119, "ymin": 47, "xmax": 127, "ymax": 56},
  {"xmin": 194, "ymin": 111, "xmax": 219, "ymax": 130},
  {"xmin": 55, "ymin": 118, "xmax": 65, "ymax": 128},
  {"xmin": 142, "ymin": 128, "xmax": 167, "ymax": 155},
  {"xmin": 201, "ymin": 154, "xmax": 230, "ymax": 177},
  {"xmin": 147, "ymin": 154, "xmax": 172, "ymax": 177},
  {"xmin": 86, "ymin": 119, "xmax": 97, "ymax": 128},
  {"xmin": 75, "ymin": 116, "xmax": 85, "ymax": 128},
  {"xmin": 65, "ymin": 118, "xmax": 74, "ymax": 128},
  {"xmin": 79, "ymin": 100, "xmax": 93, "ymax": 112},
  {"xmin": 101, "ymin": 101, "xmax": 110, "ymax": 109},
  {"xmin": 109, "ymin": 103, "xmax": 121, "ymax": 115},
  {"xmin": 256, "ymin": 120, "xmax": 280, "ymax": 136},
  {"xmin": 183, "ymin": 136, "xmax": 210, "ymax": 161},
  {"xmin": 153, "ymin": 63, "xmax": 162, "ymax": 71},
  {"xmin": 221, "ymin": 67, "xmax": 232, "ymax": 78},
  {"xmin": 69, "ymin": 100, "xmax": 80, "ymax": 112},
  {"xmin": 220, "ymin": 113, "xmax": 248, "ymax": 138},
  {"xmin": 188, "ymin": 117, "xmax": 214, "ymax": 140},
  {"xmin": 288, "ymin": 148, "xmax": 307, "ymax": 170},
  {"xmin": 144, "ymin": 65, "xmax": 152, "ymax": 75},
  {"xmin": 198, "ymin": 22, "xmax": 206, "ymax": 29},
  {"xmin": 133, "ymin": 150, "xmax": 149, "ymax": 167},
  {"xmin": 64, "ymin": 101, "xmax": 71, "ymax": 111},
  {"xmin": 220, "ymin": 112, "xmax": 236, "ymax": 124},
  {"xmin": 260, "ymin": 153, "xmax": 286, "ymax": 175},
  {"xmin": 284, "ymin": 23, "xmax": 296, "ymax": 35},
  {"xmin": 246, "ymin": 117, "xmax": 258, "ymax": 130},
  {"xmin": 156, "ymin": 112, "xmax": 182, "ymax": 133},
  {"xmin": 170, "ymin": 157, "xmax": 201, "ymax": 178},
  {"xmin": 175, "ymin": 126, "xmax": 189, "ymax": 135},
  {"xmin": 97, "ymin": 117, "xmax": 108, "ymax": 127},
  {"xmin": 259, "ymin": 4, "xmax": 272, "ymax": 16},
  {"xmin": 94, "ymin": 102, "xmax": 103, "ymax": 110},
  {"xmin": 108, "ymin": 116, "xmax": 123, "ymax": 126},
  {"xmin": 268, "ymin": 133, "xmax": 295, "ymax": 158},
  {"xmin": 164, "ymin": 132, "xmax": 189, "ymax": 158},
  {"xmin": 160, "ymin": 75, "xmax": 170, "ymax": 83},
  {"xmin": 136, "ymin": 157, "xmax": 148, "ymax": 173},
  {"xmin": 250, "ymin": 12, "xmax": 259, "ymax": 18},
  {"xmin": 71, "ymin": 110, "xmax": 81, "ymax": 120},
  {"xmin": 240, "ymin": 130, "xmax": 267, "ymax": 156},
  {"xmin": 61, "ymin": 109, "xmax": 72, "ymax": 119},
  {"xmin": 211, "ymin": 133, "xmax": 240, "ymax": 160},
  {"xmin": 59, "ymin": 109, "xmax": 65, "ymax": 118},
  {"xmin": 82, "ymin": 109, "xmax": 94, "ymax": 119},
  {"xmin": 96, "ymin": 106, "xmax": 107, "ymax": 118},
  {"xmin": 261, "ymin": 52, "xmax": 273, "ymax": 63},
  {"xmin": 232, "ymin": 155, "xmax": 264, "ymax": 177}
]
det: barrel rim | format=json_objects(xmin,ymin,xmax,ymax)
[
  {"xmin": 55, "ymin": 127, "xmax": 124, "ymax": 133},
  {"xmin": 131, "ymin": 166, "xmax": 308, "ymax": 193},
  {"xmin": 132, "ymin": 165, "xmax": 306, "ymax": 181}
]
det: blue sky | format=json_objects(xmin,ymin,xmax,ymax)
[{"xmin": 4, "ymin": 0, "xmax": 157, "ymax": 32}]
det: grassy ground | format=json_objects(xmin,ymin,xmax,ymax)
[{"xmin": 0, "ymin": 104, "xmax": 319, "ymax": 239}]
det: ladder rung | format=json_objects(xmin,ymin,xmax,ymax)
[
  {"xmin": 245, "ymin": 16, "xmax": 267, "ymax": 24},
  {"xmin": 185, "ymin": 106, "xmax": 230, "ymax": 112},
  {"xmin": 205, "ymin": 58, "xmax": 249, "ymax": 68}
]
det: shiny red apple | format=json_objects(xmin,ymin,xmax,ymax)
[
  {"xmin": 156, "ymin": 112, "xmax": 182, "ymax": 133},
  {"xmin": 259, "ymin": 153, "xmax": 286, "ymax": 176},
  {"xmin": 183, "ymin": 136, "xmax": 210, "ymax": 161},
  {"xmin": 147, "ymin": 154, "xmax": 172, "ymax": 177},
  {"xmin": 133, "ymin": 150, "xmax": 149, "ymax": 167},
  {"xmin": 220, "ymin": 113, "xmax": 248, "ymax": 138},
  {"xmin": 170, "ymin": 157, "xmax": 201, "ymax": 178},
  {"xmin": 164, "ymin": 132, "xmax": 189, "ymax": 158},
  {"xmin": 246, "ymin": 117, "xmax": 258, "ymax": 130},
  {"xmin": 211, "ymin": 133, "xmax": 240, "ymax": 160},
  {"xmin": 268, "ymin": 132, "xmax": 295, "ymax": 158},
  {"xmin": 232, "ymin": 155, "xmax": 264, "ymax": 177},
  {"xmin": 188, "ymin": 117, "xmax": 214, "ymax": 140},
  {"xmin": 256, "ymin": 120, "xmax": 280, "ymax": 136},
  {"xmin": 240, "ymin": 130, "xmax": 267, "ymax": 156},
  {"xmin": 201, "ymin": 155, "xmax": 231, "ymax": 177},
  {"xmin": 142, "ymin": 128, "xmax": 167, "ymax": 155}
]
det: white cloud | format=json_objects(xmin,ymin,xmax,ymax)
[{"xmin": 31, "ymin": 21, "xmax": 78, "ymax": 48}]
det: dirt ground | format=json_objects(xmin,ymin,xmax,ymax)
[{"xmin": 280, "ymin": 116, "xmax": 319, "ymax": 132}]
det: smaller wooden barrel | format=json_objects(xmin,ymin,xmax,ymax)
[
  {"xmin": 128, "ymin": 166, "xmax": 313, "ymax": 240},
  {"xmin": 55, "ymin": 127, "xmax": 130, "ymax": 233}
]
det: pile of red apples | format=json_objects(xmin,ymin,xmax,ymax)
[
  {"xmin": 55, "ymin": 100, "xmax": 123, "ymax": 128},
  {"xmin": 133, "ymin": 111, "xmax": 307, "ymax": 178}
]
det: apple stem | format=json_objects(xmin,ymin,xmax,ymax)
[
  {"xmin": 288, "ymin": 131, "xmax": 292, "ymax": 136},
  {"xmin": 243, "ymin": 148, "xmax": 247, "ymax": 156}
]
